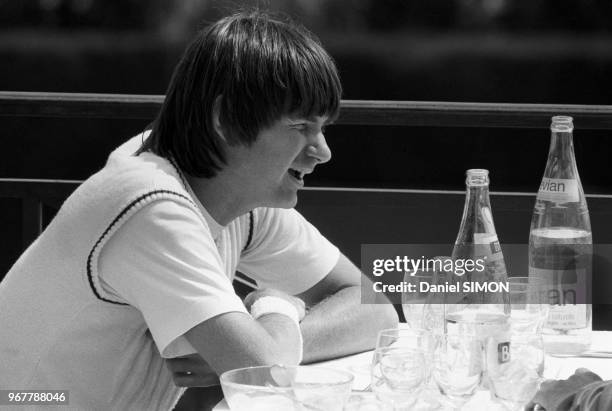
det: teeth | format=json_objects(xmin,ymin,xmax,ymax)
[{"xmin": 289, "ymin": 169, "xmax": 304, "ymax": 180}]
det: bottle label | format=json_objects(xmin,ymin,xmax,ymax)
[
  {"xmin": 529, "ymin": 267, "xmax": 588, "ymax": 329},
  {"xmin": 472, "ymin": 234, "xmax": 508, "ymax": 307},
  {"xmin": 547, "ymin": 304, "xmax": 587, "ymax": 329},
  {"xmin": 498, "ymin": 341, "xmax": 511, "ymax": 364},
  {"xmin": 473, "ymin": 234, "xmax": 503, "ymax": 263},
  {"xmin": 537, "ymin": 178, "xmax": 579, "ymax": 203},
  {"xmin": 485, "ymin": 323, "xmax": 511, "ymax": 374}
]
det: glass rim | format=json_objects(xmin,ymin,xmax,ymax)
[
  {"xmin": 377, "ymin": 327, "xmax": 432, "ymax": 337},
  {"xmin": 466, "ymin": 168, "xmax": 489, "ymax": 176},
  {"xmin": 443, "ymin": 310, "xmax": 510, "ymax": 324},
  {"xmin": 375, "ymin": 345, "xmax": 430, "ymax": 355},
  {"xmin": 219, "ymin": 365, "xmax": 355, "ymax": 389},
  {"xmin": 552, "ymin": 115, "xmax": 573, "ymax": 122},
  {"xmin": 436, "ymin": 333, "xmax": 483, "ymax": 343}
]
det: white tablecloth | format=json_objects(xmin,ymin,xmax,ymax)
[{"xmin": 213, "ymin": 331, "xmax": 612, "ymax": 410}]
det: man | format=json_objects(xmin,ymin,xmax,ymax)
[{"xmin": 0, "ymin": 11, "xmax": 398, "ymax": 410}]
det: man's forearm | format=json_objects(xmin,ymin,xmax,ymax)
[
  {"xmin": 255, "ymin": 313, "xmax": 303, "ymax": 365},
  {"xmin": 185, "ymin": 311, "xmax": 303, "ymax": 375},
  {"xmin": 299, "ymin": 285, "xmax": 399, "ymax": 364}
]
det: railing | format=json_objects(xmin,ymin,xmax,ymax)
[{"xmin": 2, "ymin": 91, "xmax": 612, "ymax": 128}]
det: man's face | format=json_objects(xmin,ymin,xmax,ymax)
[{"xmin": 227, "ymin": 115, "xmax": 332, "ymax": 209}]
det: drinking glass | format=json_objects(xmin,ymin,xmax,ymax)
[
  {"xmin": 401, "ymin": 270, "xmax": 435, "ymax": 330},
  {"xmin": 401, "ymin": 256, "xmax": 449, "ymax": 332},
  {"xmin": 508, "ymin": 277, "xmax": 548, "ymax": 335},
  {"xmin": 432, "ymin": 333, "xmax": 484, "ymax": 407},
  {"xmin": 487, "ymin": 334, "xmax": 545, "ymax": 410},
  {"xmin": 220, "ymin": 365, "xmax": 353, "ymax": 411},
  {"xmin": 371, "ymin": 328, "xmax": 433, "ymax": 408}
]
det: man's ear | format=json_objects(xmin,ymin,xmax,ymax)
[{"xmin": 212, "ymin": 95, "xmax": 227, "ymax": 142}]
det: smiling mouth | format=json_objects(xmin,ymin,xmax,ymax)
[{"xmin": 288, "ymin": 169, "xmax": 305, "ymax": 181}]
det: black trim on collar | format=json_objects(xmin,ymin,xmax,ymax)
[
  {"xmin": 244, "ymin": 210, "xmax": 254, "ymax": 252},
  {"xmin": 168, "ymin": 157, "xmax": 188, "ymax": 190},
  {"xmin": 87, "ymin": 189, "xmax": 195, "ymax": 305}
]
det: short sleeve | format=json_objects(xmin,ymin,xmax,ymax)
[
  {"xmin": 238, "ymin": 208, "xmax": 340, "ymax": 295},
  {"xmin": 98, "ymin": 200, "xmax": 248, "ymax": 358}
]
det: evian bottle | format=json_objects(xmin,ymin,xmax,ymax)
[
  {"xmin": 446, "ymin": 169, "xmax": 511, "ymax": 376},
  {"xmin": 529, "ymin": 115, "xmax": 592, "ymax": 355}
]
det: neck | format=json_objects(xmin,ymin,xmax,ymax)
[{"xmin": 185, "ymin": 173, "xmax": 255, "ymax": 226}]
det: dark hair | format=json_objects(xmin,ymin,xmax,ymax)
[{"xmin": 142, "ymin": 10, "xmax": 342, "ymax": 178}]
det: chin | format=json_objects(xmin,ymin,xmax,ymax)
[{"xmin": 267, "ymin": 191, "xmax": 299, "ymax": 209}]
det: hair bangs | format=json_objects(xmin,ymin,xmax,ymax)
[
  {"xmin": 283, "ymin": 41, "xmax": 342, "ymax": 123},
  {"xmin": 228, "ymin": 16, "xmax": 341, "ymax": 136}
]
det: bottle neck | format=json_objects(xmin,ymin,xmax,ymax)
[
  {"xmin": 466, "ymin": 184, "xmax": 491, "ymax": 215},
  {"xmin": 456, "ymin": 184, "xmax": 494, "ymax": 243},
  {"xmin": 466, "ymin": 184, "xmax": 490, "ymax": 203},
  {"xmin": 550, "ymin": 130, "xmax": 575, "ymax": 156},
  {"xmin": 546, "ymin": 130, "xmax": 578, "ymax": 178},
  {"xmin": 465, "ymin": 185, "xmax": 491, "ymax": 221}
]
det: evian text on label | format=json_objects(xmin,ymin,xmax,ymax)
[{"xmin": 538, "ymin": 178, "xmax": 579, "ymax": 203}]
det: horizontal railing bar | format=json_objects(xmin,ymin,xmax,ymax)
[
  {"xmin": 2, "ymin": 178, "xmax": 612, "ymax": 199},
  {"xmin": 0, "ymin": 91, "xmax": 161, "ymax": 121},
  {"xmin": 304, "ymin": 186, "xmax": 612, "ymax": 199},
  {"xmin": 1, "ymin": 91, "xmax": 612, "ymax": 129},
  {"xmin": 341, "ymin": 100, "xmax": 612, "ymax": 129},
  {"xmin": 0, "ymin": 178, "xmax": 84, "ymax": 184}
]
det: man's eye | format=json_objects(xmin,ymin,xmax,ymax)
[{"xmin": 289, "ymin": 124, "xmax": 307, "ymax": 131}]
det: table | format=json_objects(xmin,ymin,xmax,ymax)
[{"xmin": 213, "ymin": 331, "xmax": 612, "ymax": 410}]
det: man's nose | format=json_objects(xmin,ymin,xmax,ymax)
[{"xmin": 307, "ymin": 133, "xmax": 332, "ymax": 164}]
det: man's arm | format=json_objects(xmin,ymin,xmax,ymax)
[
  {"xmin": 172, "ymin": 254, "xmax": 397, "ymax": 384},
  {"xmin": 297, "ymin": 253, "xmax": 399, "ymax": 364},
  {"xmin": 183, "ymin": 293, "xmax": 304, "ymax": 376}
]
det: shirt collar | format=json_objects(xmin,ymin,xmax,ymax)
[
  {"xmin": 184, "ymin": 178, "xmax": 224, "ymax": 240},
  {"xmin": 169, "ymin": 158, "xmax": 225, "ymax": 240}
]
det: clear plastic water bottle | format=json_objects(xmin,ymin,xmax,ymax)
[
  {"xmin": 446, "ymin": 169, "xmax": 511, "ymax": 376},
  {"xmin": 529, "ymin": 115, "xmax": 592, "ymax": 355}
]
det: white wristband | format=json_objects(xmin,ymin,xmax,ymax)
[{"xmin": 250, "ymin": 296, "xmax": 303, "ymax": 363}]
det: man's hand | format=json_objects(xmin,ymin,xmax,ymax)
[
  {"xmin": 243, "ymin": 288, "xmax": 306, "ymax": 321},
  {"xmin": 527, "ymin": 368, "xmax": 603, "ymax": 411},
  {"xmin": 165, "ymin": 354, "xmax": 219, "ymax": 387}
]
